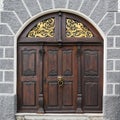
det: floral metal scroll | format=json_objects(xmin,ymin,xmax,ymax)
[
  {"xmin": 66, "ymin": 18, "xmax": 93, "ymax": 38},
  {"xmin": 27, "ymin": 18, "xmax": 55, "ymax": 38}
]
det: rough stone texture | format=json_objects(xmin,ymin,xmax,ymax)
[
  {"xmin": 5, "ymin": 48, "xmax": 14, "ymax": 58},
  {"xmin": 106, "ymin": 0, "xmax": 118, "ymax": 12},
  {"xmin": 115, "ymin": 60, "xmax": 120, "ymax": 70},
  {"xmin": 0, "ymin": 95, "xmax": 16, "ymax": 120},
  {"xmin": 80, "ymin": 0, "xmax": 98, "ymax": 16},
  {"xmin": 107, "ymin": 49, "xmax": 120, "ymax": 59},
  {"xmin": 3, "ymin": 0, "xmax": 30, "ymax": 23},
  {"xmin": 115, "ymin": 84, "xmax": 120, "ymax": 95},
  {"xmin": 24, "ymin": 0, "xmax": 41, "ymax": 16},
  {"xmin": 107, "ymin": 37, "xmax": 114, "ymax": 47},
  {"xmin": 107, "ymin": 72, "xmax": 120, "ymax": 83},
  {"xmin": 5, "ymin": 71, "xmax": 14, "ymax": 82},
  {"xmin": 115, "ymin": 37, "xmax": 120, "ymax": 47},
  {"xmin": 0, "ymin": 36, "xmax": 14, "ymax": 46},
  {"xmin": 0, "ymin": 71, "xmax": 3, "ymax": 82},
  {"xmin": 0, "ymin": 48, "xmax": 3, "ymax": 58},
  {"xmin": 54, "ymin": 0, "xmax": 67, "ymax": 8},
  {"xmin": 116, "ymin": 13, "xmax": 120, "ymax": 24},
  {"xmin": 99, "ymin": 12, "xmax": 114, "ymax": 34},
  {"xmin": 0, "ymin": 24, "xmax": 13, "ymax": 35},
  {"xmin": 0, "ymin": 60, "xmax": 14, "ymax": 70},
  {"xmin": 1, "ymin": 11, "xmax": 22, "ymax": 33},
  {"xmin": 0, "ymin": 84, "xmax": 13, "ymax": 93},
  {"xmin": 90, "ymin": 0, "xmax": 106, "ymax": 24},
  {"xmin": 38, "ymin": 0, "xmax": 52, "ymax": 11},
  {"xmin": 106, "ymin": 84, "xmax": 113, "ymax": 94},
  {"xmin": 104, "ymin": 96, "xmax": 120, "ymax": 120},
  {"xmin": 107, "ymin": 60, "xmax": 113, "ymax": 70},
  {"xmin": 68, "ymin": 0, "xmax": 82, "ymax": 10},
  {"xmin": 108, "ymin": 25, "xmax": 120, "ymax": 36}
]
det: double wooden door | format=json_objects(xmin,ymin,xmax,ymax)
[
  {"xmin": 44, "ymin": 46, "xmax": 77, "ymax": 112},
  {"xmin": 17, "ymin": 44, "xmax": 103, "ymax": 113}
]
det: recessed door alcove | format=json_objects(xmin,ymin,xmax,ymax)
[{"xmin": 17, "ymin": 12, "xmax": 103, "ymax": 113}]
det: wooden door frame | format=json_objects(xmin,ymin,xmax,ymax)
[{"xmin": 17, "ymin": 11, "xmax": 104, "ymax": 113}]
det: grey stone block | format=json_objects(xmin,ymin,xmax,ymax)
[
  {"xmin": 107, "ymin": 49, "xmax": 120, "ymax": 59},
  {"xmin": 115, "ymin": 84, "xmax": 120, "ymax": 95},
  {"xmin": 0, "ymin": 95, "xmax": 16, "ymax": 120},
  {"xmin": 116, "ymin": 13, "xmax": 120, "ymax": 24},
  {"xmin": 0, "ymin": 60, "xmax": 14, "ymax": 70},
  {"xmin": 107, "ymin": 72, "xmax": 120, "ymax": 83},
  {"xmin": 106, "ymin": 0, "xmax": 118, "ymax": 12},
  {"xmin": 106, "ymin": 84, "xmax": 113, "ymax": 94},
  {"xmin": 80, "ymin": 0, "xmax": 98, "ymax": 16},
  {"xmin": 107, "ymin": 60, "xmax": 113, "ymax": 70},
  {"xmin": 108, "ymin": 25, "xmax": 120, "ymax": 36},
  {"xmin": 0, "ymin": 71, "xmax": 3, "ymax": 82},
  {"xmin": 5, "ymin": 71, "xmax": 14, "ymax": 82},
  {"xmin": 115, "ymin": 60, "xmax": 120, "ymax": 70},
  {"xmin": 54, "ymin": 0, "xmax": 67, "ymax": 8},
  {"xmin": 38, "ymin": 0, "xmax": 52, "ymax": 11},
  {"xmin": 99, "ymin": 12, "xmax": 114, "ymax": 34},
  {"xmin": 0, "ymin": 24, "xmax": 13, "ymax": 35},
  {"xmin": 104, "ymin": 96, "xmax": 120, "ymax": 120},
  {"xmin": 3, "ymin": 0, "xmax": 30, "ymax": 23},
  {"xmin": 1, "ymin": 11, "xmax": 22, "ymax": 33},
  {"xmin": 115, "ymin": 37, "xmax": 120, "ymax": 47},
  {"xmin": 5, "ymin": 48, "xmax": 14, "ymax": 58},
  {"xmin": 0, "ymin": 84, "xmax": 13, "ymax": 93},
  {"xmin": 0, "ymin": 36, "xmax": 14, "ymax": 46},
  {"xmin": 0, "ymin": 48, "xmax": 3, "ymax": 58},
  {"xmin": 90, "ymin": 0, "xmax": 107, "ymax": 24},
  {"xmin": 68, "ymin": 0, "xmax": 82, "ymax": 10},
  {"xmin": 107, "ymin": 37, "xmax": 114, "ymax": 48},
  {"xmin": 24, "ymin": 0, "xmax": 41, "ymax": 16}
]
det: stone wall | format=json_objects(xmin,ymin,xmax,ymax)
[{"xmin": 0, "ymin": 0, "xmax": 120, "ymax": 120}]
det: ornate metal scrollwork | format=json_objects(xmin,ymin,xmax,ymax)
[
  {"xmin": 66, "ymin": 18, "xmax": 93, "ymax": 38},
  {"xmin": 27, "ymin": 18, "xmax": 55, "ymax": 38}
]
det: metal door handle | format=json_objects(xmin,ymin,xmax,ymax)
[{"xmin": 57, "ymin": 76, "xmax": 64, "ymax": 87}]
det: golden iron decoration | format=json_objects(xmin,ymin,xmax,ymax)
[
  {"xmin": 27, "ymin": 18, "xmax": 55, "ymax": 38},
  {"xmin": 66, "ymin": 18, "xmax": 93, "ymax": 38}
]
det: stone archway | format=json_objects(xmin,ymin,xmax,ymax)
[{"xmin": 17, "ymin": 11, "xmax": 104, "ymax": 113}]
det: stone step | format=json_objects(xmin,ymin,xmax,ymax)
[{"xmin": 16, "ymin": 113, "xmax": 104, "ymax": 120}]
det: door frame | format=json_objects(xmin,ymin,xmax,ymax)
[{"xmin": 16, "ymin": 9, "xmax": 105, "ymax": 113}]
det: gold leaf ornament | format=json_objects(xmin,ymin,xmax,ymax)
[
  {"xmin": 28, "ymin": 18, "xmax": 55, "ymax": 38},
  {"xmin": 66, "ymin": 19, "xmax": 93, "ymax": 38}
]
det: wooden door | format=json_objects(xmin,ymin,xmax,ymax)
[
  {"xmin": 44, "ymin": 46, "xmax": 78, "ymax": 112},
  {"xmin": 17, "ymin": 46, "xmax": 41, "ymax": 112},
  {"xmin": 81, "ymin": 45, "xmax": 103, "ymax": 112}
]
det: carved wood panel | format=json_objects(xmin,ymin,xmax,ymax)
[
  {"xmin": 81, "ymin": 46, "xmax": 103, "ymax": 112},
  {"xmin": 22, "ymin": 49, "xmax": 36, "ymax": 76},
  {"xmin": 17, "ymin": 46, "xmax": 41, "ymax": 112},
  {"xmin": 44, "ymin": 46, "xmax": 77, "ymax": 112}
]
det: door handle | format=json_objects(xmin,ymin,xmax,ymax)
[{"xmin": 57, "ymin": 76, "xmax": 64, "ymax": 87}]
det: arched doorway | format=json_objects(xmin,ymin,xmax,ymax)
[{"xmin": 17, "ymin": 12, "xmax": 103, "ymax": 113}]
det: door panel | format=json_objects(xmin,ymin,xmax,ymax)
[
  {"xmin": 18, "ymin": 46, "xmax": 40, "ymax": 112},
  {"xmin": 44, "ymin": 46, "xmax": 60, "ymax": 110},
  {"xmin": 63, "ymin": 82, "xmax": 73, "ymax": 106},
  {"xmin": 44, "ymin": 46, "xmax": 77, "ymax": 112},
  {"xmin": 48, "ymin": 82, "xmax": 58, "ymax": 106},
  {"xmin": 81, "ymin": 46, "xmax": 103, "ymax": 112},
  {"xmin": 22, "ymin": 81, "xmax": 36, "ymax": 106}
]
